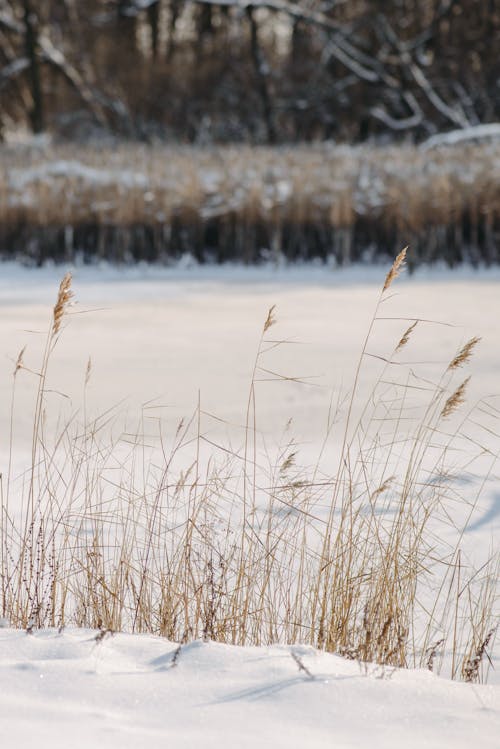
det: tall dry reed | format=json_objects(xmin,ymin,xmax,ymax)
[
  {"xmin": 0, "ymin": 253, "xmax": 497, "ymax": 682},
  {"xmin": 1, "ymin": 141, "xmax": 500, "ymax": 265}
]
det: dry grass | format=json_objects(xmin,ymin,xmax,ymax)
[
  {"xmin": 0, "ymin": 254, "xmax": 498, "ymax": 682},
  {"xmin": 1, "ymin": 140, "xmax": 500, "ymax": 264}
]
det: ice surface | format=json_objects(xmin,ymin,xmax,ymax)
[{"xmin": 1, "ymin": 260, "xmax": 499, "ymax": 533}]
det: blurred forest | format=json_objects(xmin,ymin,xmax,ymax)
[
  {"xmin": 1, "ymin": 1, "xmax": 500, "ymax": 266},
  {"xmin": 1, "ymin": 0, "xmax": 499, "ymax": 143}
]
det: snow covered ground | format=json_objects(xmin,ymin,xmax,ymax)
[
  {"xmin": 0, "ymin": 261, "xmax": 499, "ymax": 746},
  {"xmin": 0, "ymin": 627, "xmax": 498, "ymax": 749},
  {"xmin": 1, "ymin": 259, "xmax": 499, "ymax": 548},
  {"xmin": 2, "ymin": 260, "xmax": 500, "ymax": 451},
  {"xmin": 2, "ymin": 260, "xmax": 500, "ymax": 533}
]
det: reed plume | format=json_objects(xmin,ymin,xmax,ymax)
[
  {"xmin": 13, "ymin": 346, "xmax": 26, "ymax": 376},
  {"xmin": 52, "ymin": 273, "xmax": 73, "ymax": 335},
  {"xmin": 441, "ymin": 377, "xmax": 470, "ymax": 419},
  {"xmin": 448, "ymin": 337, "xmax": 481, "ymax": 371},
  {"xmin": 463, "ymin": 627, "xmax": 497, "ymax": 682},
  {"xmin": 383, "ymin": 247, "xmax": 407, "ymax": 292},
  {"xmin": 85, "ymin": 357, "xmax": 92, "ymax": 386},
  {"xmin": 263, "ymin": 305, "xmax": 277, "ymax": 333},
  {"xmin": 396, "ymin": 321, "xmax": 417, "ymax": 352}
]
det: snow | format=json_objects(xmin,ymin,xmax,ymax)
[
  {"xmin": 0, "ymin": 261, "xmax": 499, "ymax": 744},
  {"xmin": 8, "ymin": 159, "xmax": 149, "ymax": 191},
  {"xmin": 0, "ymin": 628, "xmax": 498, "ymax": 749},
  {"xmin": 2, "ymin": 262, "xmax": 500, "ymax": 539},
  {"xmin": 2, "ymin": 260, "xmax": 500, "ymax": 455},
  {"xmin": 421, "ymin": 123, "xmax": 500, "ymax": 150},
  {"xmin": 5, "ymin": 140, "xmax": 500, "ymax": 224}
]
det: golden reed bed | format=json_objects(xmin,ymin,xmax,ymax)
[{"xmin": 1, "ymin": 141, "xmax": 499, "ymax": 265}]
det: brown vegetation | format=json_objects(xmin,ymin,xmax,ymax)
[
  {"xmin": 0, "ymin": 256, "xmax": 497, "ymax": 682},
  {"xmin": 1, "ymin": 1, "xmax": 499, "ymax": 143},
  {"xmin": 1, "ymin": 140, "xmax": 500, "ymax": 265}
]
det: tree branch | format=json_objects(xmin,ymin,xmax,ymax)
[
  {"xmin": 377, "ymin": 13, "xmax": 470, "ymax": 130},
  {"xmin": 371, "ymin": 92, "xmax": 423, "ymax": 131},
  {"xmin": 0, "ymin": 56, "xmax": 30, "ymax": 90},
  {"xmin": 187, "ymin": 0, "xmax": 386, "ymax": 83},
  {"xmin": 39, "ymin": 35, "xmax": 109, "ymax": 128},
  {"xmin": 0, "ymin": 10, "xmax": 24, "ymax": 35},
  {"xmin": 246, "ymin": 4, "xmax": 276, "ymax": 143}
]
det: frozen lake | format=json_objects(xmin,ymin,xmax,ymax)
[
  {"xmin": 1, "ymin": 260, "xmax": 499, "ymax": 567},
  {"xmin": 0, "ymin": 260, "xmax": 498, "ymax": 686},
  {"xmin": 2, "ymin": 261, "xmax": 500, "ymax": 451}
]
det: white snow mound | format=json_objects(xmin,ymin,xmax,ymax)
[{"xmin": 0, "ymin": 629, "xmax": 498, "ymax": 749}]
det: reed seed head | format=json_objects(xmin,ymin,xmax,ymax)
[
  {"xmin": 52, "ymin": 272, "xmax": 74, "ymax": 335},
  {"xmin": 85, "ymin": 356, "xmax": 92, "ymax": 386},
  {"xmin": 447, "ymin": 336, "xmax": 481, "ymax": 371},
  {"xmin": 383, "ymin": 247, "xmax": 407, "ymax": 292},
  {"xmin": 14, "ymin": 345, "xmax": 26, "ymax": 376},
  {"xmin": 280, "ymin": 451, "xmax": 297, "ymax": 474},
  {"xmin": 441, "ymin": 377, "xmax": 470, "ymax": 419},
  {"xmin": 396, "ymin": 321, "xmax": 417, "ymax": 352},
  {"xmin": 426, "ymin": 638, "xmax": 445, "ymax": 672},
  {"xmin": 463, "ymin": 627, "xmax": 497, "ymax": 682},
  {"xmin": 370, "ymin": 476, "xmax": 395, "ymax": 500},
  {"xmin": 263, "ymin": 304, "xmax": 277, "ymax": 333}
]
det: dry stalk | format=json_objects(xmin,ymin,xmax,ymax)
[
  {"xmin": 462, "ymin": 627, "xmax": 497, "ymax": 682},
  {"xmin": 1, "ymin": 261, "xmax": 497, "ymax": 684},
  {"xmin": 426, "ymin": 639, "xmax": 445, "ymax": 672}
]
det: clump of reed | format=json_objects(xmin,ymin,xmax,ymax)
[
  {"xmin": 0, "ymin": 252, "xmax": 497, "ymax": 682},
  {"xmin": 1, "ymin": 140, "xmax": 499, "ymax": 265}
]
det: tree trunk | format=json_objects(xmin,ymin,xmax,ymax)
[
  {"xmin": 147, "ymin": 1, "xmax": 161, "ymax": 59},
  {"xmin": 167, "ymin": 0, "xmax": 183, "ymax": 60},
  {"xmin": 246, "ymin": 5, "xmax": 276, "ymax": 144},
  {"xmin": 117, "ymin": 0, "xmax": 137, "ymax": 49},
  {"xmin": 22, "ymin": 0, "xmax": 44, "ymax": 133}
]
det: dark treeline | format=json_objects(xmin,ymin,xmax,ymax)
[
  {"xmin": 1, "ymin": 0, "xmax": 499, "ymax": 143},
  {"xmin": 1, "ymin": 1, "xmax": 499, "ymax": 266},
  {"xmin": 4, "ymin": 215, "xmax": 497, "ymax": 268}
]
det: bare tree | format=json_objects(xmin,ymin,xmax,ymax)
[{"xmin": 0, "ymin": 0, "xmax": 498, "ymax": 140}]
